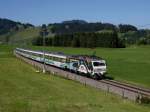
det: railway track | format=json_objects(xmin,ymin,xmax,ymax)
[
  {"xmin": 14, "ymin": 52, "xmax": 150, "ymax": 103},
  {"xmin": 100, "ymin": 79, "xmax": 150, "ymax": 97}
]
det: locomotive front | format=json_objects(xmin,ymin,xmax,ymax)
[{"xmin": 91, "ymin": 59, "xmax": 107, "ymax": 78}]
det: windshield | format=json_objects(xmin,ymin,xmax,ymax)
[{"xmin": 93, "ymin": 62, "xmax": 105, "ymax": 66}]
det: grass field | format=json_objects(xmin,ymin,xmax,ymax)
[
  {"xmin": 9, "ymin": 27, "xmax": 40, "ymax": 43},
  {"xmin": 0, "ymin": 45, "xmax": 150, "ymax": 112},
  {"xmin": 0, "ymin": 27, "xmax": 40, "ymax": 44},
  {"xmin": 27, "ymin": 45, "xmax": 150, "ymax": 88}
]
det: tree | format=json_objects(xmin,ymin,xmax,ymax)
[
  {"xmin": 72, "ymin": 35, "xmax": 80, "ymax": 47},
  {"xmin": 50, "ymin": 31, "xmax": 125, "ymax": 48},
  {"xmin": 119, "ymin": 24, "xmax": 137, "ymax": 33}
]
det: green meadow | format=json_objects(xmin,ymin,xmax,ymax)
[
  {"xmin": 30, "ymin": 45, "xmax": 150, "ymax": 88},
  {"xmin": 0, "ymin": 45, "xmax": 150, "ymax": 111}
]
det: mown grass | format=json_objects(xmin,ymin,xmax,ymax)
[
  {"xmin": 28, "ymin": 45, "xmax": 150, "ymax": 88},
  {"xmin": 0, "ymin": 45, "xmax": 150, "ymax": 112}
]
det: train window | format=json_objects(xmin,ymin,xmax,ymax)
[
  {"xmin": 29, "ymin": 52, "xmax": 32, "ymax": 55},
  {"xmin": 57, "ymin": 58, "xmax": 60, "ymax": 62},
  {"xmin": 48, "ymin": 56, "xmax": 51, "ymax": 60},
  {"xmin": 66, "ymin": 59, "xmax": 70, "ymax": 63},
  {"xmin": 39, "ymin": 54, "xmax": 42, "ymax": 57},
  {"xmin": 51, "ymin": 56, "xmax": 54, "ymax": 60},
  {"xmin": 49, "ymin": 56, "xmax": 52, "ymax": 60},
  {"xmin": 55, "ymin": 57, "xmax": 58, "ymax": 61},
  {"xmin": 53, "ymin": 57, "xmax": 57, "ymax": 61},
  {"xmin": 80, "ymin": 60, "xmax": 84, "ymax": 65},
  {"xmin": 62, "ymin": 59, "xmax": 66, "ymax": 63},
  {"xmin": 93, "ymin": 62, "xmax": 105, "ymax": 66},
  {"xmin": 45, "ymin": 55, "xmax": 49, "ymax": 59},
  {"xmin": 32, "ymin": 53, "xmax": 36, "ymax": 56},
  {"xmin": 52, "ymin": 57, "xmax": 65, "ymax": 62},
  {"xmin": 56, "ymin": 57, "xmax": 59, "ymax": 61},
  {"xmin": 58, "ymin": 58, "xmax": 61, "ymax": 62},
  {"xmin": 73, "ymin": 62, "xmax": 78, "ymax": 68},
  {"xmin": 37, "ymin": 54, "xmax": 40, "ymax": 57}
]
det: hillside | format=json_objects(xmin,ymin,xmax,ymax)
[
  {"xmin": 0, "ymin": 27, "xmax": 40, "ymax": 45},
  {"xmin": 0, "ymin": 18, "xmax": 38, "ymax": 45},
  {"xmin": 0, "ymin": 18, "xmax": 34, "ymax": 35},
  {"xmin": 9, "ymin": 27, "xmax": 40, "ymax": 44},
  {"xmin": 0, "ymin": 18, "xmax": 150, "ymax": 47},
  {"xmin": 0, "ymin": 45, "xmax": 150, "ymax": 112}
]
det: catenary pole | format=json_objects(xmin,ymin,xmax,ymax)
[{"xmin": 42, "ymin": 24, "xmax": 46, "ymax": 73}]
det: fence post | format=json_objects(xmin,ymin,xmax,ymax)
[
  {"xmin": 122, "ymin": 90, "xmax": 125, "ymax": 98},
  {"xmin": 107, "ymin": 85, "xmax": 109, "ymax": 93},
  {"xmin": 84, "ymin": 79, "xmax": 86, "ymax": 86},
  {"xmin": 74, "ymin": 74, "xmax": 76, "ymax": 81}
]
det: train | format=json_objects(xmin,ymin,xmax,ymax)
[{"xmin": 15, "ymin": 48, "xmax": 107, "ymax": 79}]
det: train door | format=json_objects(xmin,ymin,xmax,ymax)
[{"xmin": 69, "ymin": 58, "xmax": 79, "ymax": 72}]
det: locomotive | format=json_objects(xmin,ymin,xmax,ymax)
[{"xmin": 15, "ymin": 48, "xmax": 107, "ymax": 79}]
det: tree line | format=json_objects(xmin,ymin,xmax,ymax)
[{"xmin": 32, "ymin": 31, "xmax": 125, "ymax": 48}]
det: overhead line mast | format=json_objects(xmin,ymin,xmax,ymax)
[{"xmin": 41, "ymin": 24, "xmax": 48, "ymax": 73}]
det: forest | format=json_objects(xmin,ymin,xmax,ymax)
[
  {"xmin": 1, "ymin": 18, "xmax": 150, "ymax": 48},
  {"xmin": 32, "ymin": 20, "xmax": 150, "ymax": 48}
]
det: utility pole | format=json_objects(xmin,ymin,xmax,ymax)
[{"xmin": 41, "ymin": 24, "xmax": 47, "ymax": 73}]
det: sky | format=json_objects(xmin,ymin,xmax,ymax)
[{"xmin": 0, "ymin": 0, "xmax": 150, "ymax": 28}]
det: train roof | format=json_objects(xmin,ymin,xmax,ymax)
[
  {"xmin": 16, "ymin": 48, "xmax": 104, "ymax": 61},
  {"xmin": 69, "ymin": 55, "xmax": 103, "ymax": 61},
  {"xmin": 16, "ymin": 48, "xmax": 67, "ymax": 59}
]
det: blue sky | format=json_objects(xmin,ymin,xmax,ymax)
[{"xmin": 0, "ymin": 0, "xmax": 150, "ymax": 28}]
